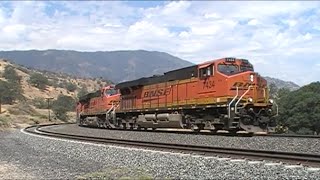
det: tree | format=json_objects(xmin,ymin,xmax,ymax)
[
  {"xmin": 32, "ymin": 97, "xmax": 48, "ymax": 109},
  {"xmin": 66, "ymin": 82, "xmax": 77, "ymax": 92},
  {"xmin": 276, "ymin": 82, "xmax": 320, "ymax": 134},
  {"xmin": 52, "ymin": 95, "xmax": 76, "ymax": 121},
  {"xmin": 0, "ymin": 80, "xmax": 23, "ymax": 104},
  {"xmin": 77, "ymin": 86, "xmax": 88, "ymax": 99},
  {"xmin": 4, "ymin": 65, "xmax": 22, "ymax": 84},
  {"xmin": 28, "ymin": 73, "xmax": 49, "ymax": 90},
  {"xmin": 277, "ymin": 88, "xmax": 291, "ymax": 100},
  {"xmin": 269, "ymin": 83, "xmax": 278, "ymax": 99}
]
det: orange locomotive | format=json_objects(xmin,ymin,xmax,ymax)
[{"xmin": 76, "ymin": 57, "xmax": 278, "ymax": 133}]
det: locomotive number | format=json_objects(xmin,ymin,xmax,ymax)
[{"xmin": 203, "ymin": 80, "xmax": 215, "ymax": 89}]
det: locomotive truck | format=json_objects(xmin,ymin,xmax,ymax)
[{"xmin": 76, "ymin": 57, "xmax": 278, "ymax": 133}]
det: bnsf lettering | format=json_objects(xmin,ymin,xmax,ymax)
[
  {"xmin": 231, "ymin": 82, "xmax": 265, "ymax": 89},
  {"xmin": 232, "ymin": 82, "xmax": 253, "ymax": 88},
  {"xmin": 108, "ymin": 100, "xmax": 120, "ymax": 105},
  {"xmin": 144, "ymin": 88, "xmax": 171, "ymax": 98}
]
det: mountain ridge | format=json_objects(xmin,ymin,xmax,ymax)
[
  {"xmin": 0, "ymin": 50, "xmax": 300, "ymax": 91},
  {"xmin": 0, "ymin": 49, "xmax": 193, "ymax": 83},
  {"xmin": 264, "ymin": 76, "xmax": 300, "ymax": 91}
]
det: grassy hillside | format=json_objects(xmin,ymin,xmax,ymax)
[{"xmin": 0, "ymin": 59, "xmax": 110, "ymax": 129}]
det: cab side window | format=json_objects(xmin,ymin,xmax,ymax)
[
  {"xmin": 105, "ymin": 89, "xmax": 117, "ymax": 96},
  {"xmin": 199, "ymin": 65, "xmax": 214, "ymax": 78}
]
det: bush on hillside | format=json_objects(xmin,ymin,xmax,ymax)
[
  {"xmin": 77, "ymin": 86, "xmax": 88, "ymax": 99},
  {"xmin": 28, "ymin": 73, "xmax": 49, "ymax": 90},
  {"xmin": 66, "ymin": 82, "xmax": 77, "ymax": 92},
  {"xmin": 32, "ymin": 97, "xmax": 48, "ymax": 109},
  {"xmin": 8, "ymin": 103, "xmax": 40, "ymax": 116},
  {"xmin": 0, "ymin": 80, "xmax": 24, "ymax": 104},
  {"xmin": 52, "ymin": 95, "xmax": 75, "ymax": 121},
  {"xmin": 0, "ymin": 116, "xmax": 10, "ymax": 128},
  {"xmin": 4, "ymin": 65, "xmax": 22, "ymax": 84}
]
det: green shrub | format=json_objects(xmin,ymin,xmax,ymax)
[
  {"xmin": 66, "ymin": 82, "xmax": 77, "ymax": 92},
  {"xmin": 4, "ymin": 65, "xmax": 22, "ymax": 84},
  {"xmin": 77, "ymin": 87, "xmax": 88, "ymax": 99},
  {"xmin": 296, "ymin": 127, "xmax": 314, "ymax": 135},
  {"xmin": 52, "ymin": 95, "xmax": 75, "ymax": 121},
  {"xmin": 0, "ymin": 80, "xmax": 24, "ymax": 104},
  {"xmin": 32, "ymin": 98, "xmax": 48, "ymax": 109},
  {"xmin": 0, "ymin": 116, "xmax": 10, "ymax": 127},
  {"xmin": 28, "ymin": 73, "xmax": 49, "ymax": 90}
]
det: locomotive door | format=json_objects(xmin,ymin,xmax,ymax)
[{"xmin": 197, "ymin": 64, "xmax": 216, "ymax": 101}]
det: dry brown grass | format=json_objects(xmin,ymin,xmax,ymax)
[{"xmin": 0, "ymin": 59, "xmax": 108, "ymax": 128}]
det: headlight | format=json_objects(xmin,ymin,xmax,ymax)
[
  {"xmin": 269, "ymin": 99, "xmax": 274, "ymax": 104},
  {"xmin": 248, "ymin": 97, "xmax": 253, "ymax": 103},
  {"xmin": 250, "ymin": 74, "xmax": 254, "ymax": 82}
]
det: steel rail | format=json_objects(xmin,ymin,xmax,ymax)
[
  {"xmin": 35, "ymin": 123, "xmax": 320, "ymax": 139},
  {"xmin": 39, "ymin": 123, "xmax": 320, "ymax": 139},
  {"xmin": 24, "ymin": 124, "xmax": 320, "ymax": 167},
  {"xmin": 81, "ymin": 124, "xmax": 320, "ymax": 139}
]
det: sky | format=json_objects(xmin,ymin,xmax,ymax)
[{"xmin": 0, "ymin": 1, "xmax": 319, "ymax": 86}]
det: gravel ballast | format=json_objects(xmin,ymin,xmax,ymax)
[
  {"xmin": 0, "ymin": 129, "xmax": 320, "ymax": 179},
  {"xmin": 43, "ymin": 124, "xmax": 320, "ymax": 155}
]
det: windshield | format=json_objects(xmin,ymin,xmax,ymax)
[
  {"xmin": 105, "ymin": 89, "xmax": 117, "ymax": 96},
  {"xmin": 240, "ymin": 64, "xmax": 254, "ymax": 72},
  {"xmin": 218, "ymin": 64, "xmax": 239, "ymax": 75}
]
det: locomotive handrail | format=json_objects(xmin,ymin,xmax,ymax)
[
  {"xmin": 228, "ymin": 87, "xmax": 239, "ymax": 118},
  {"xmin": 106, "ymin": 104, "xmax": 115, "ymax": 115},
  {"xmin": 235, "ymin": 85, "xmax": 252, "ymax": 114}
]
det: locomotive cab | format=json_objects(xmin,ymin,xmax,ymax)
[
  {"xmin": 102, "ymin": 85, "xmax": 118, "ymax": 97},
  {"xmin": 76, "ymin": 85, "xmax": 121, "ymax": 127},
  {"xmin": 100, "ymin": 85, "xmax": 121, "ymax": 107},
  {"xmin": 215, "ymin": 58, "xmax": 277, "ymax": 132}
]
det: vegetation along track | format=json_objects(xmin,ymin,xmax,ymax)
[{"xmin": 24, "ymin": 123, "xmax": 320, "ymax": 167}]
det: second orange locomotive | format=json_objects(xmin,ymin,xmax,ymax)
[{"xmin": 77, "ymin": 57, "xmax": 278, "ymax": 133}]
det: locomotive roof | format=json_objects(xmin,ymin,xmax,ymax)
[
  {"xmin": 115, "ymin": 64, "xmax": 198, "ymax": 89},
  {"xmin": 115, "ymin": 57, "xmax": 240, "ymax": 89},
  {"xmin": 78, "ymin": 90, "xmax": 101, "ymax": 102}
]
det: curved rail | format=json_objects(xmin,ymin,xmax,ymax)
[
  {"xmin": 24, "ymin": 124, "xmax": 320, "ymax": 167},
  {"xmin": 30, "ymin": 123, "xmax": 320, "ymax": 139},
  {"xmin": 80, "ymin": 124, "xmax": 320, "ymax": 139}
]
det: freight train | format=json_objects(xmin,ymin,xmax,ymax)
[{"xmin": 76, "ymin": 57, "xmax": 278, "ymax": 133}]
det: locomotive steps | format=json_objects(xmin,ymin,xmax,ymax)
[{"xmin": 24, "ymin": 124, "xmax": 320, "ymax": 168}]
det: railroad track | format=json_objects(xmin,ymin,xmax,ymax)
[
  {"xmin": 24, "ymin": 124, "xmax": 320, "ymax": 167},
  {"xmin": 41, "ymin": 122, "xmax": 320, "ymax": 138},
  {"xmin": 79, "ymin": 124, "xmax": 320, "ymax": 139}
]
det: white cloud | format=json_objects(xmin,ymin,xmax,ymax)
[
  {"xmin": 0, "ymin": 1, "xmax": 319, "ymax": 86},
  {"xmin": 248, "ymin": 19, "xmax": 259, "ymax": 26}
]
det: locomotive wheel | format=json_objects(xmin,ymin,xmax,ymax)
[
  {"xmin": 210, "ymin": 129, "xmax": 218, "ymax": 134},
  {"xmin": 228, "ymin": 129, "xmax": 238, "ymax": 134},
  {"xmin": 102, "ymin": 121, "xmax": 107, "ymax": 129},
  {"xmin": 79, "ymin": 119, "xmax": 84, "ymax": 126},
  {"xmin": 191, "ymin": 124, "xmax": 200, "ymax": 133},
  {"xmin": 137, "ymin": 125, "xmax": 142, "ymax": 130},
  {"xmin": 96, "ymin": 120, "xmax": 102, "ymax": 128}
]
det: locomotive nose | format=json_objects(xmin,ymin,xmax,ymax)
[{"xmin": 246, "ymin": 72, "xmax": 264, "ymax": 87}]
